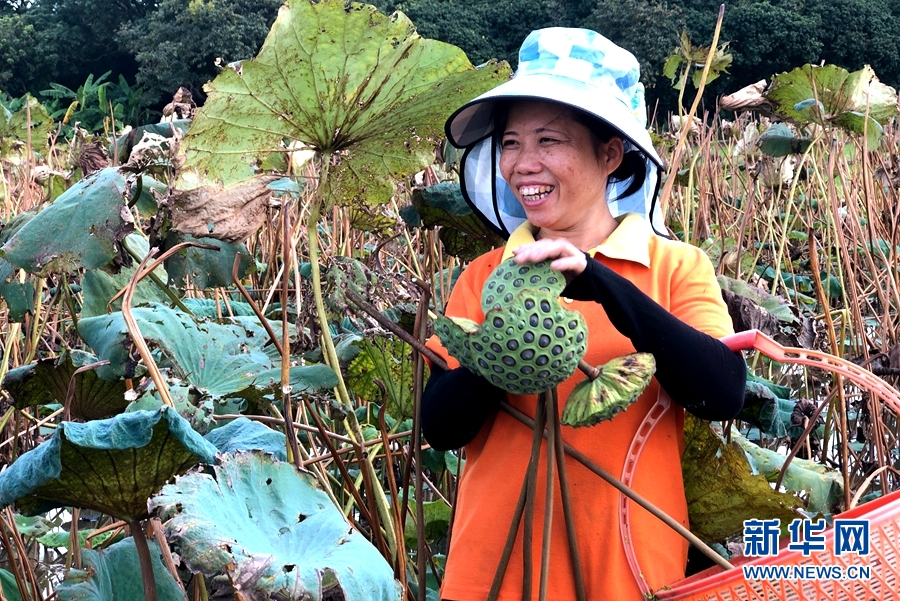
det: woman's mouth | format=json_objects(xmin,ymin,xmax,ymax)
[{"xmin": 519, "ymin": 185, "xmax": 554, "ymax": 202}]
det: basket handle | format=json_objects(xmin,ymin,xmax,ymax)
[{"xmin": 620, "ymin": 329, "xmax": 900, "ymax": 594}]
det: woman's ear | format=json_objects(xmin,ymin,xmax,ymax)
[{"xmin": 599, "ymin": 137, "xmax": 625, "ymax": 173}]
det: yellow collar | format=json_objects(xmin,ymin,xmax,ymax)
[{"xmin": 502, "ymin": 213, "xmax": 652, "ymax": 267}]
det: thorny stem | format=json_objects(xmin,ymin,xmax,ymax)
[
  {"xmin": 552, "ymin": 388, "xmax": 587, "ymax": 601},
  {"xmin": 539, "ymin": 391, "xmax": 557, "ymax": 601}
]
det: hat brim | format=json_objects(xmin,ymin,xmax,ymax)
[{"xmin": 444, "ymin": 73, "xmax": 662, "ymax": 167}]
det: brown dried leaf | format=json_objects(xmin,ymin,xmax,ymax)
[{"xmin": 170, "ymin": 175, "xmax": 279, "ymax": 243}]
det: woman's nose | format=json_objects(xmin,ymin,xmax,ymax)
[{"xmin": 513, "ymin": 144, "xmax": 541, "ymax": 173}]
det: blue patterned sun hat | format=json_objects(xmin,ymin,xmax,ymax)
[{"xmin": 445, "ymin": 28, "xmax": 666, "ymax": 238}]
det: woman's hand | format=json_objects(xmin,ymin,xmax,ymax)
[{"xmin": 511, "ymin": 238, "xmax": 587, "ymax": 282}]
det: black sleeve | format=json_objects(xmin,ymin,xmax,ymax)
[
  {"xmin": 421, "ymin": 365, "xmax": 504, "ymax": 451},
  {"xmin": 562, "ymin": 255, "xmax": 746, "ymax": 420}
]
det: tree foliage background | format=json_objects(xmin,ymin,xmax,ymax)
[{"xmin": 2, "ymin": 0, "xmax": 900, "ymax": 119}]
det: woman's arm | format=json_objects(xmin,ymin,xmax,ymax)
[
  {"xmin": 562, "ymin": 255, "xmax": 746, "ymax": 420},
  {"xmin": 421, "ymin": 365, "xmax": 504, "ymax": 451}
]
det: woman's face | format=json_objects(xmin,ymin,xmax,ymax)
[{"xmin": 499, "ymin": 101, "xmax": 622, "ymax": 238}]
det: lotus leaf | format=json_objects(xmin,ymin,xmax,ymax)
[
  {"xmin": 14, "ymin": 513, "xmax": 56, "ymax": 539},
  {"xmin": 756, "ymin": 123, "xmax": 812, "ymax": 157},
  {"xmin": 182, "ymin": 297, "xmax": 256, "ymax": 317},
  {"xmin": 78, "ymin": 303, "xmax": 337, "ymax": 402},
  {"xmin": 738, "ymin": 374, "xmax": 796, "ymax": 439},
  {"xmin": 78, "ymin": 303, "xmax": 272, "ymax": 390},
  {"xmin": 3, "ymin": 351, "xmax": 130, "ymax": 420},
  {"xmin": 80, "ymin": 258, "xmax": 170, "ymax": 319},
  {"xmin": 0, "ymin": 95, "xmax": 52, "ymax": 158},
  {"xmin": 682, "ymin": 414, "xmax": 801, "ymax": 543},
  {"xmin": 163, "ymin": 230, "xmax": 253, "ymax": 289},
  {"xmin": 150, "ymin": 452, "xmax": 402, "ymax": 601},
  {"xmin": 0, "ymin": 257, "xmax": 35, "ymax": 321},
  {"xmin": 767, "ymin": 64, "xmax": 898, "ymax": 149},
  {"xmin": 109, "ymin": 120, "xmax": 191, "ymax": 164},
  {"xmin": 0, "ymin": 168, "xmax": 134, "ymax": 276},
  {"xmin": 203, "ymin": 416, "xmax": 287, "ymax": 461},
  {"xmin": 347, "ymin": 337, "xmax": 417, "ymax": 420},
  {"xmin": 170, "ymin": 175, "xmax": 279, "ymax": 243},
  {"xmin": 56, "ymin": 537, "xmax": 184, "ymax": 601},
  {"xmin": 733, "ymin": 430, "xmax": 842, "ymax": 514},
  {"xmin": 0, "ymin": 568, "xmax": 23, "ymax": 601},
  {"xmin": 126, "ymin": 378, "xmax": 217, "ymax": 434},
  {"xmin": 0, "ymin": 407, "xmax": 217, "ymax": 520},
  {"xmin": 401, "ymin": 183, "xmax": 505, "ymax": 260},
  {"xmin": 178, "ymin": 0, "xmax": 509, "ymax": 210},
  {"xmin": 403, "ymin": 498, "xmax": 451, "ymax": 547}
]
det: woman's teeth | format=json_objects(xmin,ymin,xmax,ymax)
[{"xmin": 520, "ymin": 186, "xmax": 554, "ymax": 201}]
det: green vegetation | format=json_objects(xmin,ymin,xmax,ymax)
[{"xmin": 1, "ymin": 1, "xmax": 900, "ymax": 598}]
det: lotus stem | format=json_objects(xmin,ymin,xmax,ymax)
[
  {"xmin": 129, "ymin": 520, "xmax": 157, "ymax": 601},
  {"xmin": 231, "ymin": 253, "xmax": 283, "ymax": 355},
  {"xmin": 150, "ymin": 518, "xmax": 186, "ymax": 595},
  {"xmin": 500, "ymin": 401, "xmax": 735, "ymax": 571},
  {"xmin": 658, "ymin": 3, "xmax": 726, "ymax": 211},
  {"xmin": 552, "ymin": 388, "xmax": 586, "ymax": 601},
  {"xmin": 280, "ymin": 198, "xmax": 302, "ymax": 467},
  {"xmin": 486, "ymin": 463, "xmax": 530, "ymax": 601},
  {"xmin": 306, "ymin": 158, "xmax": 398, "ymax": 559},
  {"xmin": 539, "ymin": 391, "xmax": 557, "ymax": 601},
  {"xmin": 521, "ymin": 392, "xmax": 546, "ymax": 601}
]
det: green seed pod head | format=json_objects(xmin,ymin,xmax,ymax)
[
  {"xmin": 475, "ymin": 289, "xmax": 586, "ymax": 394},
  {"xmin": 481, "ymin": 258, "xmax": 567, "ymax": 314}
]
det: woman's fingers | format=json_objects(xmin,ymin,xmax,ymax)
[{"xmin": 512, "ymin": 239, "xmax": 587, "ymax": 276}]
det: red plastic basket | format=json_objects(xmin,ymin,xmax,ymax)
[{"xmin": 622, "ymin": 330, "xmax": 900, "ymax": 601}]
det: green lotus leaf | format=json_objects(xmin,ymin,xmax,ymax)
[
  {"xmin": 0, "ymin": 568, "xmax": 23, "ymax": 601},
  {"xmin": 56, "ymin": 537, "xmax": 184, "ymax": 601},
  {"xmin": 0, "ymin": 407, "xmax": 217, "ymax": 521},
  {"xmin": 14, "ymin": 513, "xmax": 56, "ymax": 539},
  {"xmin": 181, "ymin": 298, "xmax": 256, "ymax": 317},
  {"xmin": 150, "ymin": 452, "xmax": 402, "ymax": 601},
  {"xmin": 177, "ymin": 0, "xmax": 509, "ymax": 210},
  {"xmin": 346, "ymin": 337, "xmax": 417, "ymax": 420},
  {"xmin": 80, "ymin": 233, "xmax": 170, "ymax": 318},
  {"xmin": 78, "ymin": 303, "xmax": 272, "ymax": 393},
  {"xmin": 126, "ymin": 378, "xmax": 217, "ymax": 435},
  {"xmin": 0, "ymin": 168, "xmax": 134, "ymax": 276},
  {"xmin": 0, "ymin": 257, "xmax": 35, "ymax": 321},
  {"xmin": 767, "ymin": 64, "xmax": 898, "ymax": 148},
  {"xmin": 38, "ymin": 528, "xmax": 122, "ymax": 550},
  {"xmin": 402, "ymin": 183, "xmax": 505, "ymax": 261},
  {"xmin": 0, "ymin": 95, "xmax": 52, "ymax": 158},
  {"xmin": 163, "ymin": 231, "xmax": 253, "ymax": 290},
  {"xmin": 403, "ymin": 498, "xmax": 451, "ymax": 548},
  {"xmin": 2, "ymin": 351, "xmax": 129, "ymax": 420},
  {"xmin": 560, "ymin": 353, "xmax": 655, "ymax": 427},
  {"xmin": 203, "ymin": 416, "xmax": 287, "ymax": 461},
  {"xmin": 682, "ymin": 414, "xmax": 801, "ymax": 543},
  {"xmin": 733, "ymin": 430, "xmax": 843, "ymax": 514},
  {"xmin": 756, "ymin": 123, "xmax": 812, "ymax": 157}
]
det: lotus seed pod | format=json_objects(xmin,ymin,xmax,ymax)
[
  {"xmin": 476, "ymin": 290, "xmax": 586, "ymax": 394},
  {"xmin": 481, "ymin": 258, "xmax": 566, "ymax": 314},
  {"xmin": 435, "ymin": 258, "xmax": 588, "ymax": 395},
  {"xmin": 560, "ymin": 353, "xmax": 656, "ymax": 427}
]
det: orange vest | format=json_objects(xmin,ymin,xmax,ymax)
[{"xmin": 426, "ymin": 215, "xmax": 734, "ymax": 600}]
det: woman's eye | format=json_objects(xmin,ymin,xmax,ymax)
[
  {"xmin": 540, "ymin": 137, "xmax": 558, "ymax": 144},
  {"xmin": 501, "ymin": 139, "xmax": 517, "ymax": 148}
]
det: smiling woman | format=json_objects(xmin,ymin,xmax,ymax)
[{"xmin": 421, "ymin": 28, "xmax": 748, "ymax": 600}]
